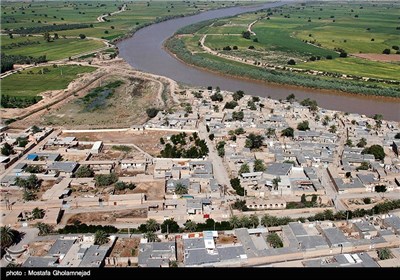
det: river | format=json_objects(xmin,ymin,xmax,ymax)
[{"xmin": 117, "ymin": 0, "xmax": 400, "ymax": 121}]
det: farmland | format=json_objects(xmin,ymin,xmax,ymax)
[
  {"xmin": 167, "ymin": 1, "xmax": 400, "ymax": 96},
  {"xmin": 1, "ymin": 65, "xmax": 95, "ymax": 97}
]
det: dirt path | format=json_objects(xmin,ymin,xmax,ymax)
[
  {"xmin": 247, "ymin": 19, "xmax": 258, "ymax": 36},
  {"xmin": 97, "ymin": 4, "xmax": 127, "ymax": 22}
]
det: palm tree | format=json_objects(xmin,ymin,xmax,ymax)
[
  {"xmin": 175, "ymin": 183, "xmax": 188, "ymax": 195},
  {"xmin": 377, "ymin": 248, "xmax": 391, "ymax": 260},
  {"xmin": 144, "ymin": 231, "xmax": 159, "ymax": 242},
  {"xmin": 249, "ymin": 214, "xmax": 259, "ymax": 228},
  {"xmin": 184, "ymin": 220, "xmax": 197, "ymax": 232},
  {"xmin": 36, "ymin": 222, "xmax": 52, "ymax": 236},
  {"xmin": 229, "ymin": 215, "xmax": 241, "ymax": 229},
  {"xmin": 1, "ymin": 226, "xmax": 15, "ymax": 247},
  {"xmin": 23, "ymin": 190, "xmax": 37, "ymax": 201},
  {"xmin": 272, "ymin": 177, "xmax": 281, "ymax": 191},
  {"xmin": 31, "ymin": 207, "xmax": 45, "ymax": 220},
  {"xmin": 145, "ymin": 219, "xmax": 160, "ymax": 232},
  {"xmin": 94, "ymin": 230, "xmax": 109, "ymax": 245},
  {"xmin": 240, "ymin": 216, "xmax": 250, "ymax": 228}
]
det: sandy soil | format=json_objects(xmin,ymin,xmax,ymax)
[
  {"xmin": 66, "ymin": 208, "xmax": 148, "ymax": 224},
  {"xmin": 352, "ymin": 53, "xmax": 400, "ymax": 63},
  {"xmin": 109, "ymin": 237, "xmax": 140, "ymax": 258}
]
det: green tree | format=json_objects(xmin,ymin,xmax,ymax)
[
  {"xmin": 345, "ymin": 139, "xmax": 353, "ymax": 147},
  {"xmin": 357, "ymin": 138, "xmax": 367, "ymax": 148},
  {"xmin": 79, "ymin": 33, "xmax": 86, "ymax": 39},
  {"xmin": 267, "ymin": 232, "xmax": 283, "ymax": 248},
  {"xmin": 239, "ymin": 163, "xmax": 250, "ymax": 175},
  {"xmin": 395, "ymin": 133, "xmax": 400, "ymax": 139},
  {"xmin": 272, "ymin": 177, "xmax": 281, "ymax": 190},
  {"xmin": 362, "ymin": 145, "xmax": 385, "ymax": 161},
  {"xmin": 329, "ymin": 125, "xmax": 337, "ymax": 133},
  {"xmin": 281, "ymin": 127, "xmax": 294, "ymax": 138},
  {"xmin": 356, "ymin": 161, "xmax": 370, "ymax": 171},
  {"xmin": 245, "ymin": 133, "xmax": 264, "ymax": 150},
  {"xmin": 23, "ymin": 190, "xmax": 37, "ymax": 201},
  {"xmin": 254, "ymin": 159, "xmax": 266, "ymax": 172},
  {"xmin": 95, "ymin": 173, "xmax": 118, "ymax": 187},
  {"xmin": 377, "ymin": 248, "xmax": 391, "ymax": 260},
  {"xmin": 94, "ymin": 230, "xmax": 109, "ymax": 245},
  {"xmin": 297, "ymin": 120, "xmax": 310, "ymax": 131},
  {"xmin": 286, "ymin": 94, "xmax": 295, "ymax": 103},
  {"xmin": 146, "ymin": 107, "xmax": 159, "ymax": 118},
  {"xmin": 36, "ymin": 222, "xmax": 53, "ymax": 236},
  {"xmin": 224, "ymin": 101, "xmax": 238, "ymax": 109},
  {"xmin": 1, "ymin": 143, "xmax": 14, "ymax": 156},
  {"xmin": 301, "ymin": 194, "xmax": 307, "ymax": 204},
  {"xmin": 232, "ymin": 90, "xmax": 245, "ymax": 101},
  {"xmin": 229, "ymin": 215, "xmax": 241, "ymax": 229},
  {"xmin": 249, "ymin": 214, "xmax": 259, "ymax": 228},
  {"xmin": 266, "ymin": 128, "xmax": 276, "ymax": 138},
  {"xmin": 160, "ymin": 138, "xmax": 165, "ymax": 145},
  {"xmin": 240, "ymin": 216, "xmax": 251, "ymax": 228},
  {"xmin": 1, "ymin": 226, "xmax": 16, "ymax": 248},
  {"xmin": 32, "ymin": 207, "xmax": 45, "ymax": 219},
  {"xmin": 75, "ymin": 166, "xmax": 94, "ymax": 178},
  {"xmin": 144, "ymin": 231, "xmax": 159, "ymax": 242},
  {"xmin": 161, "ymin": 219, "xmax": 180, "ymax": 233},
  {"xmin": 184, "ymin": 220, "xmax": 197, "ymax": 232},
  {"xmin": 175, "ymin": 183, "xmax": 188, "ymax": 195},
  {"xmin": 145, "ymin": 219, "xmax": 160, "ymax": 232}
]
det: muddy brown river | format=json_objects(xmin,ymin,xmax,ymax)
[{"xmin": 117, "ymin": 0, "xmax": 400, "ymax": 121}]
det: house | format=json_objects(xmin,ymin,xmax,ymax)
[
  {"xmin": 265, "ymin": 163, "xmax": 293, "ymax": 176},
  {"xmin": 138, "ymin": 242, "xmax": 176, "ymax": 267},
  {"xmin": 393, "ymin": 140, "xmax": 400, "ymax": 157},
  {"xmin": 90, "ymin": 141, "xmax": 103, "ymax": 154},
  {"xmin": 47, "ymin": 162, "xmax": 78, "ymax": 176},
  {"xmin": 383, "ymin": 216, "xmax": 400, "ymax": 234},
  {"xmin": 166, "ymin": 178, "xmax": 190, "ymax": 194},
  {"xmin": 352, "ymin": 221, "xmax": 378, "ymax": 239},
  {"xmin": 23, "ymin": 256, "xmax": 59, "ymax": 267}
]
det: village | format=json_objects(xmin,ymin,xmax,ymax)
[{"xmin": 1, "ymin": 86, "xmax": 400, "ymax": 267}]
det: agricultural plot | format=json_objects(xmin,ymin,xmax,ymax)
[
  {"xmin": 168, "ymin": 1, "xmax": 400, "ymax": 95},
  {"xmin": 1, "ymin": 65, "xmax": 95, "ymax": 97}
]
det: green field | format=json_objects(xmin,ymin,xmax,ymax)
[
  {"xmin": 1, "ymin": 65, "xmax": 96, "ymax": 97},
  {"xmin": 1, "ymin": 35, "xmax": 104, "ymax": 60},
  {"xmin": 169, "ymin": 1, "xmax": 400, "ymax": 91}
]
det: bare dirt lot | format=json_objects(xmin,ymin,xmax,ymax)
[
  {"xmin": 133, "ymin": 181, "xmax": 165, "ymax": 200},
  {"xmin": 28, "ymin": 241, "xmax": 54, "ymax": 257},
  {"xmin": 62, "ymin": 130, "xmax": 175, "ymax": 156},
  {"xmin": 352, "ymin": 53, "xmax": 400, "ymax": 63},
  {"xmin": 109, "ymin": 237, "xmax": 141, "ymax": 258},
  {"xmin": 66, "ymin": 208, "xmax": 148, "ymax": 224}
]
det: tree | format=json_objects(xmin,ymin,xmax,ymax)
[
  {"xmin": 175, "ymin": 183, "xmax": 188, "ymax": 195},
  {"xmin": 356, "ymin": 161, "xmax": 370, "ymax": 171},
  {"xmin": 161, "ymin": 219, "xmax": 180, "ymax": 233},
  {"xmin": 54, "ymin": 33, "xmax": 59, "ymax": 40},
  {"xmin": 254, "ymin": 159, "xmax": 266, "ymax": 172},
  {"xmin": 239, "ymin": 163, "xmax": 250, "ymax": 175},
  {"xmin": 267, "ymin": 232, "xmax": 283, "ymax": 248},
  {"xmin": 281, "ymin": 127, "xmax": 294, "ymax": 137},
  {"xmin": 249, "ymin": 214, "xmax": 259, "ymax": 228},
  {"xmin": 329, "ymin": 125, "xmax": 337, "ymax": 133},
  {"xmin": 94, "ymin": 230, "xmax": 109, "ymax": 245},
  {"xmin": 224, "ymin": 101, "xmax": 238, "ymax": 109},
  {"xmin": 382, "ymin": 48, "xmax": 390, "ymax": 55},
  {"xmin": 297, "ymin": 120, "xmax": 310, "ymax": 131},
  {"xmin": 143, "ymin": 231, "xmax": 159, "ymax": 242},
  {"xmin": 23, "ymin": 190, "xmax": 37, "ymax": 201},
  {"xmin": 160, "ymin": 138, "xmax": 165, "ymax": 145},
  {"xmin": 36, "ymin": 222, "xmax": 53, "ymax": 236},
  {"xmin": 266, "ymin": 128, "xmax": 276, "ymax": 138},
  {"xmin": 242, "ymin": 31, "xmax": 251, "ymax": 39},
  {"xmin": 375, "ymin": 185, "xmax": 387, "ymax": 193},
  {"xmin": 287, "ymin": 59, "xmax": 296, "ymax": 65},
  {"xmin": 1, "ymin": 226, "xmax": 16, "ymax": 248},
  {"xmin": 145, "ymin": 219, "xmax": 160, "ymax": 232},
  {"xmin": 210, "ymin": 92, "xmax": 223, "ymax": 102},
  {"xmin": 377, "ymin": 248, "xmax": 391, "ymax": 260},
  {"xmin": 43, "ymin": 32, "xmax": 51, "ymax": 42},
  {"xmin": 286, "ymin": 94, "xmax": 296, "ymax": 102},
  {"xmin": 232, "ymin": 90, "xmax": 245, "ymax": 101},
  {"xmin": 345, "ymin": 139, "xmax": 353, "ymax": 147},
  {"xmin": 32, "ymin": 207, "xmax": 45, "ymax": 219},
  {"xmin": 184, "ymin": 220, "xmax": 197, "ymax": 232},
  {"xmin": 395, "ymin": 133, "xmax": 400, "ymax": 139},
  {"xmin": 362, "ymin": 145, "xmax": 385, "ymax": 161},
  {"xmin": 146, "ymin": 107, "xmax": 159, "ymax": 118},
  {"xmin": 75, "ymin": 166, "xmax": 94, "ymax": 178},
  {"xmin": 245, "ymin": 133, "xmax": 264, "ymax": 150},
  {"xmin": 79, "ymin": 34, "xmax": 86, "ymax": 39},
  {"xmin": 1, "ymin": 143, "xmax": 14, "ymax": 156},
  {"xmin": 16, "ymin": 137, "xmax": 28, "ymax": 147},
  {"xmin": 114, "ymin": 181, "xmax": 136, "ymax": 191},
  {"xmin": 301, "ymin": 194, "xmax": 307, "ymax": 204},
  {"xmin": 232, "ymin": 200, "xmax": 248, "ymax": 211},
  {"xmin": 339, "ymin": 51, "xmax": 347, "ymax": 58},
  {"xmin": 95, "ymin": 173, "xmax": 118, "ymax": 187},
  {"xmin": 357, "ymin": 138, "xmax": 367, "ymax": 148},
  {"xmin": 229, "ymin": 215, "xmax": 241, "ymax": 228},
  {"xmin": 208, "ymin": 134, "xmax": 214, "ymax": 141},
  {"xmin": 272, "ymin": 177, "xmax": 281, "ymax": 190}
]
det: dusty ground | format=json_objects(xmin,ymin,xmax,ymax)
[
  {"xmin": 352, "ymin": 53, "xmax": 400, "ymax": 63},
  {"xmin": 109, "ymin": 237, "xmax": 140, "ymax": 258},
  {"xmin": 66, "ymin": 208, "xmax": 148, "ymax": 224},
  {"xmin": 62, "ymin": 130, "xmax": 175, "ymax": 156},
  {"xmin": 216, "ymin": 234, "xmax": 237, "ymax": 245},
  {"xmin": 5, "ymin": 59, "xmax": 178, "ymax": 129},
  {"xmin": 28, "ymin": 241, "xmax": 54, "ymax": 257},
  {"xmin": 133, "ymin": 181, "xmax": 165, "ymax": 200}
]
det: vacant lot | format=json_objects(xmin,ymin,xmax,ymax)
[
  {"xmin": 109, "ymin": 238, "xmax": 141, "ymax": 258},
  {"xmin": 1, "ymin": 64, "xmax": 95, "ymax": 97},
  {"xmin": 66, "ymin": 208, "xmax": 148, "ymax": 224},
  {"xmin": 42, "ymin": 76, "xmax": 160, "ymax": 128},
  {"xmin": 62, "ymin": 130, "xmax": 176, "ymax": 156}
]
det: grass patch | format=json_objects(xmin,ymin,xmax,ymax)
[
  {"xmin": 79, "ymin": 80, "xmax": 124, "ymax": 112},
  {"xmin": 112, "ymin": 145, "xmax": 132, "ymax": 153},
  {"xmin": 1, "ymin": 65, "xmax": 96, "ymax": 97}
]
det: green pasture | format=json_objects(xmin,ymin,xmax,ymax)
[{"xmin": 1, "ymin": 65, "xmax": 96, "ymax": 97}]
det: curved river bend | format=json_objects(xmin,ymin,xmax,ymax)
[{"xmin": 117, "ymin": 1, "xmax": 400, "ymax": 121}]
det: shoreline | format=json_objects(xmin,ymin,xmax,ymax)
[{"xmin": 162, "ymin": 42, "xmax": 400, "ymax": 105}]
